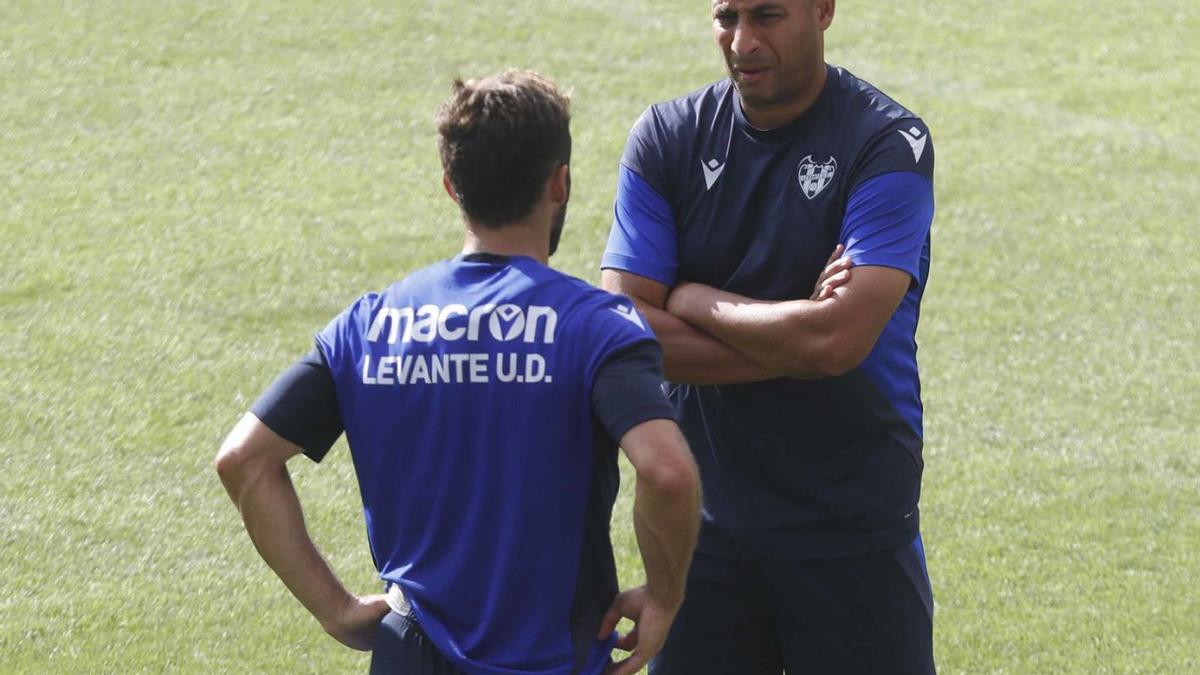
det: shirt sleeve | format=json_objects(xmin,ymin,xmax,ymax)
[
  {"xmin": 249, "ymin": 345, "xmax": 344, "ymax": 463},
  {"xmin": 600, "ymin": 107, "xmax": 679, "ymax": 286},
  {"xmin": 590, "ymin": 341, "xmax": 676, "ymax": 442},
  {"xmin": 850, "ymin": 119, "xmax": 934, "ymax": 189},
  {"xmin": 839, "ymin": 171, "xmax": 934, "ymax": 285},
  {"xmin": 601, "ymin": 165, "xmax": 679, "ymax": 285}
]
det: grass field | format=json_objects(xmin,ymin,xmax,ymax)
[{"xmin": 2, "ymin": 1, "xmax": 1197, "ymax": 672}]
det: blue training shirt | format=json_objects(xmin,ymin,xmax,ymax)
[
  {"xmin": 602, "ymin": 65, "xmax": 935, "ymax": 560},
  {"xmin": 314, "ymin": 254, "xmax": 661, "ymax": 674}
]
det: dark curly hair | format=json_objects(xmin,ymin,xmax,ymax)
[{"xmin": 435, "ymin": 70, "xmax": 572, "ymax": 228}]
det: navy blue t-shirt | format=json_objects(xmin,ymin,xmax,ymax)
[
  {"xmin": 602, "ymin": 65, "xmax": 935, "ymax": 560},
  {"xmin": 252, "ymin": 254, "xmax": 673, "ymax": 675}
]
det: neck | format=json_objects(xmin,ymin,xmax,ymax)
[
  {"xmin": 740, "ymin": 62, "xmax": 828, "ymax": 130},
  {"xmin": 461, "ymin": 220, "xmax": 550, "ymax": 265}
]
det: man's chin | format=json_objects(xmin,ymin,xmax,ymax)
[
  {"xmin": 732, "ymin": 77, "xmax": 772, "ymax": 102},
  {"xmin": 734, "ymin": 85, "xmax": 776, "ymax": 109}
]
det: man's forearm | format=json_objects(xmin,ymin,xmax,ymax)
[
  {"xmin": 633, "ymin": 298, "xmax": 779, "ymax": 385},
  {"xmin": 632, "ymin": 463, "xmax": 700, "ymax": 609},
  {"xmin": 222, "ymin": 462, "xmax": 354, "ymax": 626},
  {"xmin": 668, "ymin": 284, "xmax": 838, "ymax": 379},
  {"xmin": 601, "ymin": 268, "xmax": 777, "ymax": 385}
]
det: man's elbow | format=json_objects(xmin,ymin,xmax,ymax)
[
  {"xmin": 600, "ymin": 269, "xmax": 667, "ymax": 310},
  {"xmin": 214, "ymin": 444, "xmax": 242, "ymax": 487},
  {"xmin": 214, "ymin": 438, "xmax": 259, "ymax": 493},
  {"xmin": 817, "ymin": 340, "xmax": 872, "ymax": 377},
  {"xmin": 639, "ymin": 452, "xmax": 701, "ymax": 502},
  {"xmin": 783, "ymin": 333, "xmax": 873, "ymax": 379}
]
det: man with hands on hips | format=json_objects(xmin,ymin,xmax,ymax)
[{"xmin": 217, "ymin": 70, "xmax": 702, "ymax": 675}]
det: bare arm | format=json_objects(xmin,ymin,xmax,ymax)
[
  {"xmin": 602, "ymin": 269, "xmax": 777, "ymax": 385},
  {"xmin": 622, "ymin": 418, "xmax": 700, "ymax": 609},
  {"xmin": 214, "ymin": 412, "xmax": 388, "ymax": 650},
  {"xmin": 667, "ymin": 265, "xmax": 911, "ymax": 379},
  {"xmin": 598, "ymin": 418, "xmax": 700, "ymax": 675},
  {"xmin": 602, "ymin": 247, "xmax": 854, "ymax": 384}
]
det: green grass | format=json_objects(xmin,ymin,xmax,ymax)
[{"xmin": 2, "ymin": 1, "xmax": 1197, "ymax": 672}]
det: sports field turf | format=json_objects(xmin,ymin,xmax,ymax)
[{"xmin": 1, "ymin": 1, "xmax": 1196, "ymax": 672}]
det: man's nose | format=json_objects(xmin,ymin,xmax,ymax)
[{"xmin": 731, "ymin": 22, "xmax": 761, "ymax": 55}]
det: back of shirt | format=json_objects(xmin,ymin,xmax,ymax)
[{"xmin": 316, "ymin": 254, "xmax": 657, "ymax": 675}]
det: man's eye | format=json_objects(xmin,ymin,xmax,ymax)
[{"xmin": 714, "ymin": 12, "xmax": 737, "ymax": 25}]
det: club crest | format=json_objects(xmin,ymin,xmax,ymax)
[{"xmin": 797, "ymin": 155, "xmax": 838, "ymax": 200}]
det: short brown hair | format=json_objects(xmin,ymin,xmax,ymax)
[{"xmin": 435, "ymin": 70, "xmax": 572, "ymax": 228}]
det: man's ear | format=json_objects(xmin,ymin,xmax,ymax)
[
  {"xmin": 817, "ymin": 0, "xmax": 836, "ymax": 30},
  {"xmin": 442, "ymin": 174, "xmax": 459, "ymax": 203},
  {"xmin": 549, "ymin": 164, "xmax": 570, "ymax": 204}
]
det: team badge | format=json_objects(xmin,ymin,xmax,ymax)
[{"xmin": 797, "ymin": 155, "xmax": 837, "ymax": 200}]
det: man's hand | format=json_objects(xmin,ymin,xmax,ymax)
[
  {"xmin": 810, "ymin": 244, "xmax": 853, "ymax": 301},
  {"xmin": 599, "ymin": 586, "xmax": 680, "ymax": 674},
  {"xmin": 319, "ymin": 593, "xmax": 391, "ymax": 651}
]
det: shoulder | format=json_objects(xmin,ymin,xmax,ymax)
[
  {"xmin": 622, "ymin": 80, "xmax": 735, "ymax": 194},
  {"xmin": 330, "ymin": 261, "xmax": 449, "ymax": 326},
  {"xmin": 522, "ymin": 263, "xmax": 655, "ymax": 342},
  {"xmin": 652, "ymin": 79, "xmax": 733, "ymax": 125},
  {"xmin": 628, "ymin": 79, "xmax": 734, "ymax": 144},
  {"xmin": 828, "ymin": 66, "xmax": 934, "ymax": 183},
  {"xmin": 522, "ymin": 262, "xmax": 624, "ymax": 313},
  {"xmin": 829, "ymin": 66, "xmax": 928, "ymax": 135}
]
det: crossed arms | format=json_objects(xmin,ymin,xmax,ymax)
[{"xmin": 602, "ymin": 245, "xmax": 912, "ymax": 385}]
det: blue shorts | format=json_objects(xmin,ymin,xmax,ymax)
[
  {"xmin": 650, "ymin": 535, "xmax": 935, "ymax": 675},
  {"xmin": 369, "ymin": 610, "xmax": 462, "ymax": 675}
]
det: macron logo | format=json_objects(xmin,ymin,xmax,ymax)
[
  {"xmin": 897, "ymin": 127, "xmax": 928, "ymax": 163},
  {"xmin": 610, "ymin": 304, "xmax": 645, "ymax": 330},
  {"xmin": 701, "ymin": 158, "xmax": 725, "ymax": 190}
]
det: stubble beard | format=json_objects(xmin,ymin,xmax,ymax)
[
  {"xmin": 548, "ymin": 202, "xmax": 567, "ymax": 257},
  {"xmin": 732, "ymin": 66, "xmax": 809, "ymax": 114}
]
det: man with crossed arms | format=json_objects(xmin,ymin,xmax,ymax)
[{"xmin": 602, "ymin": 1, "xmax": 937, "ymax": 671}]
